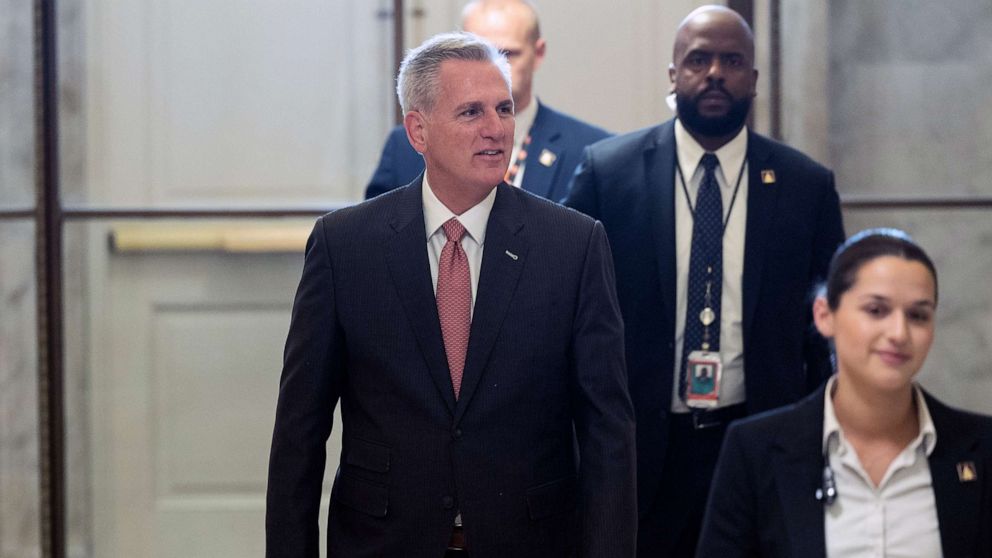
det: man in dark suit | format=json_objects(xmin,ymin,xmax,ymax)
[
  {"xmin": 365, "ymin": 0, "xmax": 609, "ymax": 202},
  {"xmin": 267, "ymin": 32, "xmax": 636, "ymax": 558},
  {"xmin": 563, "ymin": 6, "xmax": 844, "ymax": 556}
]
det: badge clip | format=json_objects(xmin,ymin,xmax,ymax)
[{"xmin": 685, "ymin": 350, "xmax": 721, "ymax": 409}]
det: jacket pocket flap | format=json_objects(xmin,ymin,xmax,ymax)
[
  {"xmin": 525, "ymin": 476, "xmax": 577, "ymax": 520},
  {"xmin": 344, "ymin": 437, "xmax": 391, "ymax": 473},
  {"xmin": 332, "ymin": 473, "xmax": 389, "ymax": 517}
]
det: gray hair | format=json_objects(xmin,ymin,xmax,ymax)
[{"xmin": 396, "ymin": 31, "xmax": 511, "ymax": 115}]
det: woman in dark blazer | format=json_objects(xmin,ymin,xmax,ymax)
[{"xmin": 698, "ymin": 228, "xmax": 992, "ymax": 558}]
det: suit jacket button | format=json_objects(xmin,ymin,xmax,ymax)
[
  {"xmin": 453, "ymin": 428, "xmax": 462, "ymax": 439},
  {"xmin": 442, "ymin": 496, "xmax": 455, "ymax": 509}
]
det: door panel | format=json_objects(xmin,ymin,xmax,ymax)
[{"xmin": 70, "ymin": 0, "xmax": 395, "ymax": 555}]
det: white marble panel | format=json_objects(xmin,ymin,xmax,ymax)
[
  {"xmin": 0, "ymin": 222, "xmax": 40, "ymax": 558},
  {"xmin": 0, "ymin": 0, "xmax": 35, "ymax": 207},
  {"xmin": 828, "ymin": 0, "xmax": 992, "ymax": 197}
]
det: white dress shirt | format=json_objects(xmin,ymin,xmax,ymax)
[
  {"xmin": 823, "ymin": 376, "xmax": 943, "ymax": 558},
  {"xmin": 422, "ymin": 173, "xmax": 497, "ymax": 317},
  {"xmin": 506, "ymin": 95, "xmax": 539, "ymax": 188},
  {"xmin": 670, "ymin": 120, "xmax": 748, "ymax": 412}
]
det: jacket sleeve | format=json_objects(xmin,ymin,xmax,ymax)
[
  {"xmin": 365, "ymin": 131, "xmax": 401, "ymax": 200},
  {"xmin": 562, "ymin": 146, "xmax": 602, "ymax": 220},
  {"xmin": 266, "ymin": 218, "xmax": 344, "ymax": 558},
  {"xmin": 571, "ymin": 221, "xmax": 638, "ymax": 557},
  {"xmin": 697, "ymin": 422, "xmax": 760, "ymax": 558}
]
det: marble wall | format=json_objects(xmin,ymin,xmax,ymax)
[
  {"xmin": 0, "ymin": 0, "xmax": 42, "ymax": 556},
  {"xmin": 828, "ymin": 0, "xmax": 992, "ymax": 198},
  {"xmin": 781, "ymin": 0, "xmax": 992, "ymax": 413},
  {"xmin": 0, "ymin": 223, "xmax": 40, "ymax": 558},
  {"xmin": 0, "ymin": 0, "xmax": 35, "ymax": 208}
]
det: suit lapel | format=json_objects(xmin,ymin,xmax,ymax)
[
  {"xmin": 770, "ymin": 388, "xmax": 827, "ymax": 557},
  {"xmin": 926, "ymin": 392, "xmax": 985, "ymax": 556},
  {"xmin": 384, "ymin": 178, "xmax": 457, "ymax": 415},
  {"xmin": 647, "ymin": 121, "xmax": 678, "ymax": 337},
  {"xmin": 741, "ymin": 132, "xmax": 779, "ymax": 343},
  {"xmin": 519, "ymin": 103, "xmax": 561, "ymax": 199},
  {"xmin": 454, "ymin": 185, "xmax": 528, "ymax": 424}
]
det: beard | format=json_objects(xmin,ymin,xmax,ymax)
[{"xmin": 676, "ymin": 87, "xmax": 752, "ymax": 138}]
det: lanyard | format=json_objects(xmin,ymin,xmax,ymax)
[{"xmin": 675, "ymin": 153, "xmax": 747, "ymax": 234}]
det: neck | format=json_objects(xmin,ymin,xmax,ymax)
[
  {"xmin": 831, "ymin": 375, "xmax": 919, "ymax": 442},
  {"xmin": 514, "ymin": 93, "xmax": 533, "ymax": 114},
  {"xmin": 427, "ymin": 176, "xmax": 493, "ymax": 216},
  {"xmin": 686, "ymin": 125, "xmax": 743, "ymax": 152}
]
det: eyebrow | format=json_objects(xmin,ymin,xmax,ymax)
[
  {"xmin": 453, "ymin": 100, "xmax": 483, "ymax": 112},
  {"xmin": 858, "ymin": 293, "xmax": 936, "ymax": 308},
  {"xmin": 453, "ymin": 99, "xmax": 513, "ymax": 111},
  {"xmin": 684, "ymin": 48, "xmax": 747, "ymax": 58}
]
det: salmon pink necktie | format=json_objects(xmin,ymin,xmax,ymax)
[{"xmin": 437, "ymin": 218, "xmax": 471, "ymax": 399}]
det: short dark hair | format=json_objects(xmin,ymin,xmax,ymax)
[{"xmin": 824, "ymin": 228, "xmax": 938, "ymax": 310}]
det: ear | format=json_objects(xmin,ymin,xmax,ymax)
[
  {"xmin": 404, "ymin": 111, "xmax": 428, "ymax": 154},
  {"xmin": 812, "ymin": 296, "xmax": 835, "ymax": 339},
  {"xmin": 533, "ymin": 38, "xmax": 547, "ymax": 71},
  {"xmin": 668, "ymin": 63, "xmax": 676, "ymax": 87},
  {"xmin": 750, "ymin": 68, "xmax": 759, "ymax": 97}
]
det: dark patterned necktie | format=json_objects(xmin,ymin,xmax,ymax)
[{"xmin": 679, "ymin": 153, "xmax": 723, "ymax": 402}]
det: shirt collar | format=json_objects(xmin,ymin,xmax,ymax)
[
  {"xmin": 822, "ymin": 375, "xmax": 938, "ymax": 457},
  {"xmin": 674, "ymin": 118, "xmax": 748, "ymax": 186},
  {"xmin": 422, "ymin": 173, "xmax": 497, "ymax": 245}
]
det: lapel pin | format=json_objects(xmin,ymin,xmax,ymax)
[
  {"xmin": 761, "ymin": 169, "xmax": 776, "ymax": 184},
  {"xmin": 505, "ymin": 250, "xmax": 518, "ymax": 261},
  {"xmin": 539, "ymin": 149, "xmax": 557, "ymax": 167},
  {"xmin": 957, "ymin": 461, "xmax": 977, "ymax": 482}
]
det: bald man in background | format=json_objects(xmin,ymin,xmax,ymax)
[
  {"xmin": 565, "ymin": 6, "xmax": 844, "ymax": 556},
  {"xmin": 365, "ymin": 0, "xmax": 609, "ymax": 202}
]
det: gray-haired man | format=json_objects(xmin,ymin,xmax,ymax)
[{"xmin": 266, "ymin": 32, "xmax": 636, "ymax": 558}]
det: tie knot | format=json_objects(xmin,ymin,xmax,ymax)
[
  {"xmin": 700, "ymin": 153, "xmax": 719, "ymax": 172},
  {"xmin": 442, "ymin": 218, "xmax": 466, "ymax": 243}
]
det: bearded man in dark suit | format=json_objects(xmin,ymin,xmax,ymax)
[{"xmin": 564, "ymin": 6, "xmax": 845, "ymax": 556}]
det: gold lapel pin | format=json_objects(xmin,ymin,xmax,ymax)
[
  {"xmin": 957, "ymin": 461, "xmax": 977, "ymax": 482},
  {"xmin": 539, "ymin": 149, "xmax": 557, "ymax": 167},
  {"xmin": 761, "ymin": 169, "xmax": 776, "ymax": 184}
]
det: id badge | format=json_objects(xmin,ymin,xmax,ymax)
[{"xmin": 685, "ymin": 350, "xmax": 722, "ymax": 408}]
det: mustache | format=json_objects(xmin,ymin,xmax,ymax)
[{"xmin": 694, "ymin": 84, "xmax": 732, "ymax": 100}]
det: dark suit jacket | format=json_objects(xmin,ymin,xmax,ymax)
[
  {"xmin": 563, "ymin": 118, "xmax": 845, "ymax": 517},
  {"xmin": 266, "ymin": 179, "xmax": 637, "ymax": 558},
  {"xmin": 699, "ymin": 384, "xmax": 992, "ymax": 557},
  {"xmin": 365, "ymin": 101, "xmax": 610, "ymax": 201}
]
